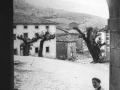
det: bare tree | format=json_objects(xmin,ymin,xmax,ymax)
[
  {"xmin": 72, "ymin": 26, "xmax": 106, "ymax": 63},
  {"xmin": 17, "ymin": 34, "xmax": 42, "ymax": 56},
  {"xmin": 37, "ymin": 31, "xmax": 55, "ymax": 57},
  {"xmin": 17, "ymin": 30, "xmax": 55, "ymax": 57}
]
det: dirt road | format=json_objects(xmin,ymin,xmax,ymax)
[{"xmin": 14, "ymin": 56, "xmax": 109, "ymax": 90}]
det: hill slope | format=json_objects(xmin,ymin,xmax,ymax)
[{"xmin": 13, "ymin": 0, "xmax": 107, "ymax": 29}]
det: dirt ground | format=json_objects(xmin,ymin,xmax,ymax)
[{"xmin": 14, "ymin": 55, "xmax": 109, "ymax": 90}]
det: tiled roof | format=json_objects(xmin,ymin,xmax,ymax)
[
  {"xmin": 68, "ymin": 29, "xmax": 79, "ymax": 34},
  {"xmin": 56, "ymin": 34, "xmax": 78, "ymax": 42}
]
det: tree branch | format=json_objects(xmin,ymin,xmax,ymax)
[
  {"xmin": 73, "ymin": 27, "xmax": 86, "ymax": 39},
  {"xmin": 99, "ymin": 42, "xmax": 106, "ymax": 48},
  {"xmin": 57, "ymin": 26, "xmax": 70, "ymax": 34},
  {"xmin": 48, "ymin": 34, "xmax": 55, "ymax": 40},
  {"xmin": 28, "ymin": 33, "xmax": 44, "ymax": 44},
  {"xmin": 86, "ymin": 27, "xmax": 93, "ymax": 39},
  {"xmin": 94, "ymin": 34, "xmax": 100, "ymax": 40},
  {"xmin": 17, "ymin": 35, "xmax": 26, "ymax": 43}
]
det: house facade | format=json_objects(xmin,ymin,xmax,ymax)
[
  {"xmin": 68, "ymin": 29, "xmax": 83, "ymax": 53},
  {"xmin": 96, "ymin": 26, "xmax": 110, "ymax": 61},
  {"xmin": 13, "ymin": 22, "xmax": 57, "ymax": 58},
  {"xmin": 105, "ymin": 31, "xmax": 110, "ymax": 61},
  {"xmin": 13, "ymin": 20, "xmax": 84, "ymax": 60},
  {"xmin": 56, "ymin": 34, "xmax": 77, "ymax": 60},
  {"xmin": 56, "ymin": 28, "xmax": 83, "ymax": 53},
  {"xmin": 81, "ymin": 26, "xmax": 110, "ymax": 60},
  {"xmin": 98, "ymin": 31, "xmax": 107, "ymax": 55}
]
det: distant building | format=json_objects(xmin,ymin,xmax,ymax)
[
  {"xmin": 81, "ymin": 25, "xmax": 110, "ymax": 60},
  {"xmin": 106, "ymin": 31, "xmax": 110, "ymax": 61},
  {"xmin": 68, "ymin": 29, "xmax": 83, "ymax": 53},
  {"xmin": 13, "ymin": 16, "xmax": 84, "ymax": 60},
  {"xmin": 97, "ymin": 25, "xmax": 110, "ymax": 61},
  {"xmin": 13, "ymin": 20, "xmax": 57, "ymax": 58},
  {"xmin": 56, "ymin": 28, "xmax": 83, "ymax": 54},
  {"xmin": 56, "ymin": 33, "xmax": 77, "ymax": 60}
]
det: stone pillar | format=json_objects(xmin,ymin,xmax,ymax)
[
  {"xmin": 108, "ymin": 18, "xmax": 120, "ymax": 90},
  {"xmin": 106, "ymin": 0, "xmax": 120, "ymax": 89}
]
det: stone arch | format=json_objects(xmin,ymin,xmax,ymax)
[
  {"xmin": 106, "ymin": 0, "xmax": 120, "ymax": 90},
  {"xmin": 107, "ymin": 0, "xmax": 120, "ymax": 18}
]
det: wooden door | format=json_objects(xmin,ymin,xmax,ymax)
[{"xmin": 56, "ymin": 42, "xmax": 67, "ymax": 60}]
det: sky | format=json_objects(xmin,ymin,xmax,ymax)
[{"xmin": 25, "ymin": 0, "xmax": 109, "ymax": 19}]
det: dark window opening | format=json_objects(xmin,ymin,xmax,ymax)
[
  {"xmin": 106, "ymin": 37, "xmax": 109, "ymax": 40},
  {"xmin": 106, "ymin": 33, "xmax": 109, "ymax": 36},
  {"xmin": 35, "ymin": 26, "xmax": 39, "ymax": 29},
  {"xmin": 13, "ymin": 25, "xmax": 16, "ymax": 29},
  {"xmin": 30, "ymin": 47, "xmax": 32, "ymax": 50},
  {"xmin": 106, "ymin": 40, "xmax": 109, "ymax": 44},
  {"xmin": 14, "ymin": 49, "xmax": 17, "ymax": 55},
  {"xmin": 24, "ymin": 25, "xmax": 27, "ymax": 29},
  {"xmin": 13, "ymin": 34, "xmax": 16, "ymax": 40},
  {"xmin": 35, "ymin": 47, "xmax": 38, "ymax": 53},
  {"xmin": 23, "ymin": 33, "xmax": 28, "ymax": 38},
  {"xmin": 46, "ymin": 26, "xmax": 49, "ymax": 29},
  {"xmin": 46, "ymin": 47, "xmax": 49, "ymax": 53},
  {"xmin": 106, "ymin": 44, "xmax": 110, "ymax": 47}
]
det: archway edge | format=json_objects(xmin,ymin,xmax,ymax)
[
  {"xmin": 106, "ymin": 0, "xmax": 120, "ymax": 18},
  {"xmin": 106, "ymin": 0, "xmax": 120, "ymax": 90}
]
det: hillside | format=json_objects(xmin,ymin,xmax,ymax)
[{"xmin": 13, "ymin": 0, "xmax": 107, "ymax": 29}]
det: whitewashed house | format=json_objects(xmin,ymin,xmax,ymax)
[
  {"xmin": 96, "ymin": 25, "xmax": 110, "ymax": 61},
  {"xmin": 98, "ymin": 31, "xmax": 106, "ymax": 51},
  {"xmin": 13, "ymin": 21, "xmax": 57, "ymax": 58}
]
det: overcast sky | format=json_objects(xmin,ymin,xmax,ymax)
[{"xmin": 25, "ymin": 0, "xmax": 109, "ymax": 19}]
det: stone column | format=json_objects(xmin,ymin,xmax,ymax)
[
  {"xmin": 107, "ymin": 0, "xmax": 120, "ymax": 90},
  {"xmin": 108, "ymin": 18, "xmax": 120, "ymax": 90}
]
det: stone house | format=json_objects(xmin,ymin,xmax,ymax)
[
  {"xmin": 56, "ymin": 28, "xmax": 83, "ymax": 60},
  {"xmin": 13, "ymin": 14, "xmax": 83, "ymax": 60},
  {"xmin": 13, "ymin": 20, "xmax": 57, "ymax": 58},
  {"xmin": 99, "ymin": 25, "xmax": 110, "ymax": 61},
  {"xmin": 56, "ymin": 34, "xmax": 77, "ymax": 60}
]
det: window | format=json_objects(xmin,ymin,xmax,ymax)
[
  {"xmin": 106, "ymin": 33, "xmax": 109, "ymax": 36},
  {"xmin": 13, "ymin": 34, "xmax": 16, "ymax": 40},
  {"xmin": 35, "ymin": 47, "xmax": 38, "ymax": 53},
  {"xmin": 106, "ymin": 37, "xmax": 109, "ymax": 40},
  {"xmin": 106, "ymin": 40, "xmax": 110, "ymax": 44},
  {"xmin": 46, "ymin": 47, "xmax": 49, "ymax": 53},
  {"xmin": 13, "ymin": 25, "xmax": 16, "ymax": 29},
  {"xmin": 14, "ymin": 49, "xmax": 17, "ymax": 55},
  {"xmin": 23, "ymin": 33, "xmax": 28, "ymax": 38},
  {"xmin": 24, "ymin": 25, "xmax": 27, "ymax": 29},
  {"xmin": 46, "ymin": 26, "xmax": 49, "ymax": 29},
  {"xmin": 35, "ymin": 26, "xmax": 39, "ymax": 29}
]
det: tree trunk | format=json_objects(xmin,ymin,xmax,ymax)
[
  {"xmin": 92, "ymin": 45, "xmax": 103, "ymax": 63},
  {"xmin": 23, "ymin": 44, "xmax": 29, "ymax": 56},
  {"xmin": 38, "ymin": 39, "xmax": 45, "ymax": 57},
  {"xmin": 72, "ymin": 27, "xmax": 105, "ymax": 63},
  {"xmin": 85, "ymin": 40, "xmax": 102, "ymax": 63}
]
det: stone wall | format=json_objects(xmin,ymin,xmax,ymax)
[{"xmin": 107, "ymin": 0, "xmax": 120, "ymax": 89}]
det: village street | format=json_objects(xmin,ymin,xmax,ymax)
[{"xmin": 14, "ymin": 55, "xmax": 109, "ymax": 90}]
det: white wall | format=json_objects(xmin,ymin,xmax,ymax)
[
  {"xmin": 13, "ymin": 24, "xmax": 56, "ymax": 58},
  {"xmin": 100, "ymin": 32, "xmax": 106, "ymax": 50},
  {"xmin": 96, "ymin": 32, "xmax": 106, "ymax": 56},
  {"xmin": 43, "ymin": 38, "xmax": 56, "ymax": 58}
]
